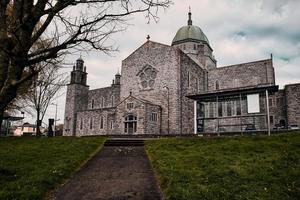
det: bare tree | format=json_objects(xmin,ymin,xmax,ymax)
[
  {"xmin": 0, "ymin": 0, "xmax": 172, "ymax": 130},
  {"xmin": 25, "ymin": 64, "xmax": 67, "ymax": 136}
]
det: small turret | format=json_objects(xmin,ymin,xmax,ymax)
[
  {"xmin": 115, "ymin": 71, "xmax": 121, "ymax": 85},
  {"xmin": 76, "ymin": 57, "xmax": 84, "ymax": 71},
  {"xmin": 70, "ymin": 56, "xmax": 88, "ymax": 85}
]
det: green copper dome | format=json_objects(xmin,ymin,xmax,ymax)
[{"xmin": 172, "ymin": 11, "xmax": 210, "ymax": 46}]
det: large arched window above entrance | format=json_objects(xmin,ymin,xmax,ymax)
[{"xmin": 124, "ymin": 115, "xmax": 137, "ymax": 134}]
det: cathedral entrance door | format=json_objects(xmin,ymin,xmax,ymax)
[{"xmin": 124, "ymin": 115, "xmax": 137, "ymax": 134}]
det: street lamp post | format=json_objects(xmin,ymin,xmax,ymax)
[
  {"xmin": 163, "ymin": 86, "xmax": 170, "ymax": 135},
  {"xmin": 51, "ymin": 102, "xmax": 58, "ymax": 136}
]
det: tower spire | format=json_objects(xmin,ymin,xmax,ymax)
[{"xmin": 188, "ymin": 7, "xmax": 192, "ymax": 25}]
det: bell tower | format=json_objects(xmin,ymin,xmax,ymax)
[
  {"xmin": 70, "ymin": 57, "xmax": 87, "ymax": 85},
  {"xmin": 63, "ymin": 57, "xmax": 89, "ymax": 136}
]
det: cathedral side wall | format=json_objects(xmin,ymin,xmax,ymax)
[
  {"xmin": 180, "ymin": 52, "xmax": 206, "ymax": 134},
  {"xmin": 208, "ymin": 59, "xmax": 275, "ymax": 91},
  {"xmin": 76, "ymin": 108, "xmax": 116, "ymax": 136},
  {"xmin": 88, "ymin": 85, "xmax": 120, "ymax": 109},
  {"xmin": 269, "ymin": 90, "xmax": 287, "ymax": 128},
  {"xmin": 120, "ymin": 42, "xmax": 181, "ymax": 134},
  {"xmin": 285, "ymin": 84, "xmax": 300, "ymax": 127}
]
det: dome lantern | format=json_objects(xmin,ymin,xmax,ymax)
[
  {"xmin": 188, "ymin": 7, "xmax": 192, "ymax": 26},
  {"xmin": 171, "ymin": 10, "xmax": 211, "ymax": 48}
]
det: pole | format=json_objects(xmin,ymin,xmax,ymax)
[
  {"xmin": 266, "ymin": 90, "xmax": 271, "ymax": 136},
  {"xmin": 194, "ymin": 101, "xmax": 197, "ymax": 134},
  {"xmin": 54, "ymin": 103, "xmax": 57, "ymax": 137},
  {"xmin": 217, "ymin": 96, "xmax": 219, "ymax": 136},
  {"xmin": 163, "ymin": 86, "xmax": 170, "ymax": 135},
  {"xmin": 167, "ymin": 87, "xmax": 170, "ymax": 135},
  {"xmin": 240, "ymin": 94, "xmax": 243, "ymax": 135}
]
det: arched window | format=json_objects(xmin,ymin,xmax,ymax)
[
  {"xmin": 100, "ymin": 116, "xmax": 104, "ymax": 129},
  {"xmin": 89, "ymin": 118, "xmax": 93, "ymax": 129},
  {"xmin": 215, "ymin": 81, "xmax": 219, "ymax": 90},
  {"xmin": 209, "ymin": 102, "xmax": 214, "ymax": 118},
  {"xmin": 110, "ymin": 120, "xmax": 114, "ymax": 129},
  {"xmin": 111, "ymin": 95, "xmax": 114, "ymax": 107},
  {"xmin": 234, "ymin": 79, "xmax": 239, "ymax": 88},
  {"xmin": 80, "ymin": 118, "xmax": 83, "ymax": 130},
  {"xmin": 91, "ymin": 99, "xmax": 94, "ymax": 109},
  {"xmin": 187, "ymin": 71, "xmax": 190, "ymax": 87},
  {"xmin": 101, "ymin": 97, "xmax": 105, "ymax": 108},
  {"xmin": 81, "ymin": 74, "xmax": 84, "ymax": 84}
]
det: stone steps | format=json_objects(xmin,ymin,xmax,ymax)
[{"xmin": 104, "ymin": 139, "xmax": 145, "ymax": 146}]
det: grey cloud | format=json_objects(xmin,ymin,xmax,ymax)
[
  {"xmin": 260, "ymin": 0, "xmax": 297, "ymax": 14},
  {"xmin": 40, "ymin": 0, "xmax": 300, "ymax": 125}
]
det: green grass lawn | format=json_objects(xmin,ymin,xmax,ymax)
[
  {"xmin": 0, "ymin": 136, "xmax": 105, "ymax": 200},
  {"xmin": 146, "ymin": 133, "xmax": 300, "ymax": 200}
]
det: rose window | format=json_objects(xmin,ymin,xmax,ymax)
[{"xmin": 137, "ymin": 65, "xmax": 158, "ymax": 90}]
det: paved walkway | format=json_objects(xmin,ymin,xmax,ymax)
[{"xmin": 52, "ymin": 141, "xmax": 162, "ymax": 200}]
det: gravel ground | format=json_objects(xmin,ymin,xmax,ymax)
[{"xmin": 51, "ymin": 146, "xmax": 162, "ymax": 200}]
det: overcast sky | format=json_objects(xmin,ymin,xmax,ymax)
[{"xmin": 38, "ymin": 0, "xmax": 300, "ymax": 126}]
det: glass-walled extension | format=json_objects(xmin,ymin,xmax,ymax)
[{"xmin": 190, "ymin": 85, "xmax": 279, "ymax": 135}]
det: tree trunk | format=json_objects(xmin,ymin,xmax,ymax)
[
  {"xmin": 36, "ymin": 108, "xmax": 41, "ymax": 136},
  {"xmin": 0, "ymin": 111, "xmax": 3, "ymax": 136}
]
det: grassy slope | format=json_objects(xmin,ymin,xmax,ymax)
[
  {"xmin": 0, "ymin": 137, "xmax": 105, "ymax": 200},
  {"xmin": 146, "ymin": 133, "xmax": 300, "ymax": 200}
]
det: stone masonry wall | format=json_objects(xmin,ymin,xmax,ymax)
[
  {"xmin": 208, "ymin": 59, "xmax": 275, "ymax": 91},
  {"xmin": 144, "ymin": 104, "xmax": 161, "ymax": 135},
  {"xmin": 180, "ymin": 51, "xmax": 206, "ymax": 134},
  {"xmin": 76, "ymin": 108, "xmax": 116, "ymax": 136},
  {"xmin": 269, "ymin": 90, "xmax": 287, "ymax": 128},
  {"xmin": 114, "ymin": 95, "xmax": 160, "ymax": 135},
  {"xmin": 120, "ymin": 41, "xmax": 181, "ymax": 134},
  {"xmin": 88, "ymin": 84, "xmax": 120, "ymax": 109},
  {"xmin": 285, "ymin": 83, "xmax": 300, "ymax": 127},
  {"xmin": 63, "ymin": 84, "xmax": 89, "ymax": 136}
]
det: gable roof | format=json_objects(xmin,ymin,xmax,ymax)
[
  {"xmin": 212, "ymin": 58, "xmax": 272, "ymax": 71},
  {"xmin": 123, "ymin": 40, "xmax": 171, "ymax": 62},
  {"xmin": 116, "ymin": 93, "xmax": 160, "ymax": 108}
]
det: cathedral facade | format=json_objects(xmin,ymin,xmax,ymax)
[{"xmin": 63, "ymin": 11, "xmax": 300, "ymax": 136}]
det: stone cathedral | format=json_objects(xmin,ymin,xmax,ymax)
[{"xmin": 63, "ymin": 11, "xmax": 300, "ymax": 136}]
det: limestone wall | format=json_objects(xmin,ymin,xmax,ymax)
[
  {"xmin": 180, "ymin": 51, "xmax": 206, "ymax": 134},
  {"xmin": 76, "ymin": 108, "xmax": 116, "ymax": 136},
  {"xmin": 120, "ymin": 41, "xmax": 181, "ymax": 134},
  {"xmin": 88, "ymin": 84, "xmax": 120, "ymax": 109},
  {"xmin": 208, "ymin": 59, "xmax": 275, "ymax": 91},
  {"xmin": 285, "ymin": 84, "xmax": 300, "ymax": 127},
  {"xmin": 269, "ymin": 90, "xmax": 287, "ymax": 128},
  {"xmin": 63, "ymin": 84, "xmax": 89, "ymax": 136}
]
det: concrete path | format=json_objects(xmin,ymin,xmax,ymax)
[{"xmin": 52, "ymin": 140, "xmax": 162, "ymax": 200}]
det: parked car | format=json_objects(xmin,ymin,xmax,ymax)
[
  {"xmin": 288, "ymin": 125, "xmax": 299, "ymax": 130},
  {"xmin": 273, "ymin": 124, "xmax": 286, "ymax": 130}
]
